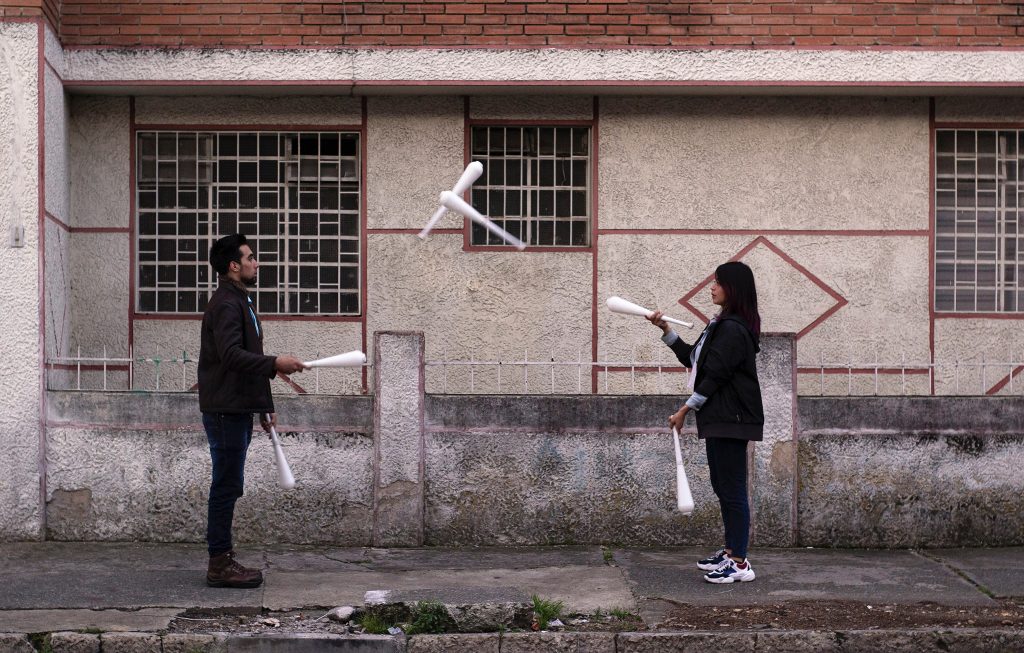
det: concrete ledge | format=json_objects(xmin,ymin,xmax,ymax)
[
  {"xmin": 47, "ymin": 391, "xmax": 374, "ymax": 432},
  {"xmin": 426, "ymin": 395, "xmax": 680, "ymax": 431},
  {"xmin": 227, "ymin": 634, "xmax": 401, "ymax": 652},
  {"xmin": 799, "ymin": 396, "xmax": 1024, "ymax": 433}
]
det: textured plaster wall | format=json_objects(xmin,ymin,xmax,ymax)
[
  {"xmin": 424, "ymin": 429, "xmax": 715, "ymax": 546},
  {"xmin": 44, "ymin": 66, "xmax": 68, "ymax": 224},
  {"xmin": 367, "ymin": 234, "xmax": 592, "ymax": 394},
  {"xmin": 61, "ymin": 48, "xmax": 1024, "ymax": 85},
  {"xmin": 469, "ymin": 95, "xmax": 593, "ymax": 121},
  {"xmin": 934, "ymin": 319, "xmax": 1024, "ymax": 396},
  {"xmin": 0, "ymin": 21, "xmax": 42, "ymax": 540},
  {"xmin": 366, "ymin": 96, "xmax": 462, "ymax": 230},
  {"xmin": 45, "ymin": 425, "xmax": 374, "ymax": 543},
  {"xmin": 44, "ymin": 221, "xmax": 71, "ymax": 362},
  {"xmin": 935, "ymin": 97, "xmax": 1024, "ymax": 123},
  {"xmin": 599, "ymin": 96, "xmax": 929, "ymax": 231},
  {"xmin": 133, "ymin": 95, "xmax": 362, "ymax": 126},
  {"xmin": 798, "ymin": 397, "xmax": 1024, "ymax": 547},
  {"xmin": 597, "ymin": 233, "xmax": 928, "ymax": 388},
  {"xmin": 44, "ymin": 58, "xmax": 71, "ymax": 366},
  {"xmin": 45, "ymin": 392, "xmax": 375, "ymax": 543},
  {"xmin": 132, "ymin": 318, "xmax": 363, "ymax": 395},
  {"xmin": 70, "ymin": 95, "xmax": 130, "ymax": 229},
  {"xmin": 69, "ymin": 233, "xmax": 129, "ymax": 358}
]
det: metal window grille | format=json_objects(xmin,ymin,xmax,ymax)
[
  {"xmin": 935, "ymin": 129, "xmax": 1023, "ymax": 312},
  {"xmin": 136, "ymin": 131, "xmax": 361, "ymax": 315},
  {"xmin": 469, "ymin": 126, "xmax": 591, "ymax": 247}
]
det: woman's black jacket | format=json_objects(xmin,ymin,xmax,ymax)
[{"xmin": 668, "ymin": 314, "xmax": 764, "ymax": 441}]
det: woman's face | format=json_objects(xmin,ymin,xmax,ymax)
[{"xmin": 711, "ymin": 277, "xmax": 728, "ymax": 307}]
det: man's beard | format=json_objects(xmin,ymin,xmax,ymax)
[{"xmin": 242, "ymin": 273, "xmax": 257, "ymax": 287}]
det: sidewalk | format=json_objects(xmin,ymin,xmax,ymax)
[{"xmin": 0, "ymin": 543, "xmax": 1022, "ymax": 650}]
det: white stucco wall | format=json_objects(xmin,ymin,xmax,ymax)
[
  {"xmin": 0, "ymin": 20, "xmax": 42, "ymax": 539},
  {"xmin": 599, "ymin": 96, "xmax": 929, "ymax": 231},
  {"xmin": 69, "ymin": 232, "xmax": 129, "ymax": 357},
  {"xmin": 133, "ymin": 95, "xmax": 362, "ymax": 126},
  {"xmin": 366, "ymin": 95, "xmax": 462, "ymax": 230},
  {"xmin": 367, "ymin": 233, "xmax": 592, "ymax": 394},
  {"xmin": 70, "ymin": 95, "xmax": 129, "ymax": 229},
  {"xmin": 60, "ymin": 48, "xmax": 1024, "ymax": 86},
  {"xmin": 469, "ymin": 95, "xmax": 593, "ymax": 121}
]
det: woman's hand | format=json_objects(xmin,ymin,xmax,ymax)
[
  {"xmin": 647, "ymin": 310, "xmax": 670, "ymax": 335},
  {"xmin": 669, "ymin": 406, "xmax": 689, "ymax": 431}
]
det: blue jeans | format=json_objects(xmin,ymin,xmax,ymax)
[
  {"xmin": 705, "ymin": 437, "xmax": 750, "ymax": 560},
  {"xmin": 203, "ymin": 412, "xmax": 253, "ymax": 557}
]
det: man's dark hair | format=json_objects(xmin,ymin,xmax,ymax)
[{"xmin": 209, "ymin": 234, "xmax": 248, "ymax": 276}]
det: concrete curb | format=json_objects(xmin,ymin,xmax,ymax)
[{"xmin": 3, "ymin": 628, "xmax": 1024, "ymax": 653}]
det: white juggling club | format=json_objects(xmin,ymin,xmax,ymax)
[
  {"xmin": 303, "ymin": 350, "xmax": 367, "ymax": 368},
  {"xmin": 419, "ymin": 161, "xmax": 484, "ymax": 239},
  {"xmin": 673, "ymin": 427, "xmax": 695, "ymax": 515},
  {"xmin": 265, "ymin": 415, "xmax": 296, "ymax": 490},
  {"xmin": 606, "ymin": 296, "xmax": 694, "ymax": 329},
  {"xmin": 439, "ymin": 191, "xmax": 527, "ymax": 251}
]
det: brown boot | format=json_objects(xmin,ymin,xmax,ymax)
[{"xmin": 207, "ymin": 550, "xmax": 263, "ymax": 588}]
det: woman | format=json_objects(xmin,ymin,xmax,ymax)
[{"xmin": 648, "ymin": 261, "xmax": 764, "ymax": 584}]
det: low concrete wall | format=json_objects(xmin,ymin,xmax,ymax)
[
  {"xmin": 28, "ymin": 333, "xmax": 1024, "ymax": 547},
  {"xmin": 797, "ymin": 397, "xmax": 1024, "ymax": 548}
]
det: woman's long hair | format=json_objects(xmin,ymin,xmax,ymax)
[{"xmin": 715, "ymin": 261, "xmax": 761, "ymax": 339}]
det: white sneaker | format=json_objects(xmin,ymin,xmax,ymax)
[
  {"xmin": 703, "ymin": 558, "xmax": 755, "ymax": 584},
  {"xmin": 697, "ymin": 548, "xmax": 730, "ymax": 571}
]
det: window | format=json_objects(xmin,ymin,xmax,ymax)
[
  {"xmin": 935, "ymin": 129, "xmax": 1022, "ymax": 312},
  {"xmin": 469, "ymin": 126, "xmax": 591, "ymax": 248},
  {"xmin": 135, "ymin": 131, "xmax": 360, "ymax": 315}
]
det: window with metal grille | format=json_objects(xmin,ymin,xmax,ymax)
[
  {"xmin": 135, "ymin": 131, "xmax": 360, "ymax": 316},
  {"xmin": 935, "ymin": 129, "xmax": 1023, "ymax": 312},
  {"xmin": 469, "ymin": 126, "xmax": 591, "ymax": 248}
]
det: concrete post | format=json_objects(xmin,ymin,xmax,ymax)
[
  {"xmin": 750, "ymin": 333, "xmax": 799, "ymax": 547},
  {"xmin": 372, "ymin": 331, "xmax": 426, "ymax": 546},
  {"xmin": 0, "ymin": 20, "xmax": 45, "ymax": 540}
]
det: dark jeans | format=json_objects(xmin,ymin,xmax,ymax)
[
  {"xmin": 705, "ymin": 436, "xmax": 750, "ymax": 560},
  {"xmin": 203, "ymin": 412, "xmax": 253, "ymax": 557}
]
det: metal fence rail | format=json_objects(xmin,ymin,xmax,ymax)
[
  {"xmin": 46, "ymin": 347, "xmax": 370, "ymax": 395},
  {"xmin": 46, "ymin": 348, "xmax": 1023, "ymax": 397}
]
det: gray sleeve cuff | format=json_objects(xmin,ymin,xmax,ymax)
[
  {"xmin": 685, "ymin": 392, "xmax": 708, "ymax": 410},
  {"xmin": 661, "ymin": 330, "xmax": 678, "ymax": 345}
]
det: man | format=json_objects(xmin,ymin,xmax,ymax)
[{"xmin": 198, "ymin": 234, "xmax": 306, "ymax": 588}]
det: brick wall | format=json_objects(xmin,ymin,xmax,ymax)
[
  {"xmin": 1, "ymin": 0, "xmax": 59, "ymax": 31},
  {"xmin": 17, "ymin": 0, "xmax": 1024, "ymax": 49}
]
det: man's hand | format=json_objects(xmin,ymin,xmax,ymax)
[
  {"xmin": 260, "ymin": 413, "xmax": 276, "ymax": 433},
  {"xmin": 669, "ymin": 406, "xmax": 689, "ymax": 431},
  {"xmin": 275, "ymin": 356, "xmax": 306, "ymax": 374},
  {"xmin": 646, "ymin": 310, "xmax": 671, "ymax": 335}
]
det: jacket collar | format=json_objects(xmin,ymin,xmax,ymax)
[{"xmin": 218, "ymin": 276, "xmax": 251, "ymax": 299}]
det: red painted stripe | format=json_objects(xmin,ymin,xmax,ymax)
[
  {"xmin": 62, "ymin": 79, "xmax": 1024, "ymax": 91},
  {"xmin": 591, "ymin": 95, "xmax": 600, "ymax": 394},
  {"xmin": 128, "ymin": 96, "xmax": 136, "ymax": 385},
  {"xmin": 70, "ymin": 226, "xmax": 130, "ymax": 233},
  {"xmin": 276, "ymin": 371, "xmax": 307, "ymax": 395},
  {"xmin": 134, "ymin": 123, "xmax": 362, "ymax": 131},
  {"xmin": 45, "ymin": 210, "xmax": 70, "ymax": 232},
  {"xmin": 934, "ymin": 121, "xmax": 1024, "ymax": 129},
  {"xmin": 796, "ymin": 367, "xmax": 930, "ymax": 376},
  {"xmin": 599, "ymin": 228, "xmax": 928, "ymax": 236},
  {"xmin": 133, "ymin": 313, "xmax": 362, "ymax": 322},
  {"xmin": 986, "ymin": 365, "xmax": 1024, "ymax": 395},
  {"xmin": 934, "ymin": 312, "xmax": 1024, "ymax": 320},
  {"xmin": 928, "ymin": 97, "xmax": 936, "ymax": 396},
  {"xmin": 36, "ymin": 18, "xmax": 49, "ymax": 530},
  {"xmin": 46, "ymin": 363, "xmax": 130, "ymax": 372},
  {"xmin": 56, "ymin": 42, "xmax": 1024, "ymax": 53},
  {"xmin": 368, "ymin": 228, "xmax": 462, "ymax": 235},
  {"xmin": 360, "ymin": 96, "xmax": 369, "ymax": 393}
]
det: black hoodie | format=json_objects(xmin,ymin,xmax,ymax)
[{"xmin": 667, "ymin": 314, "xmax": 764, "ymax": 441}]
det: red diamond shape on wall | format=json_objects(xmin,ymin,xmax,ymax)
[{"xmin": 678, "ymin": 236, "xmax": 848, "ymax": 340}]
